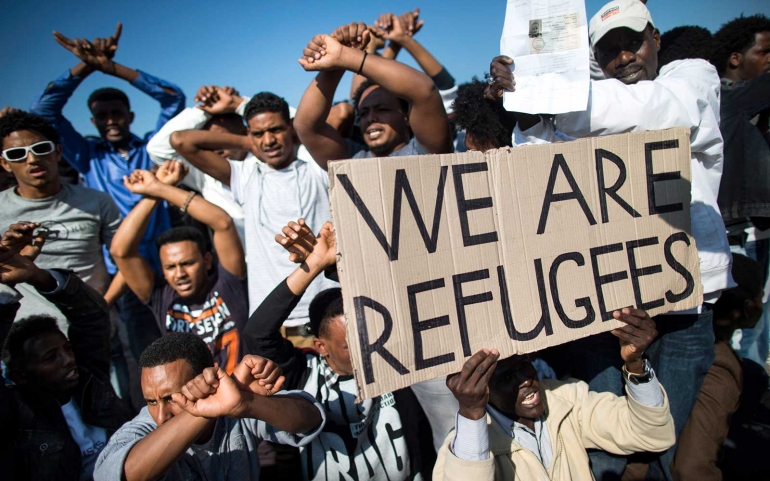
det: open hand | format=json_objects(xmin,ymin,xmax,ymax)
[
  {"xmin": 486, "ymin": 56, "xmax": 516, "ymax": 102},
  {"xmin": 611, "ymin": 308, "xmax": 657, "ymax": 372},
  {"xmin": 171, "ymin": 367, "xmax": 245, "ymax": 419},
  {"xmin": 1, "ymin": 221, "xmax": 48, "ymax": 261},
  {"xmin": 275, "ymin": 219, "xmax": 336, "ymax": 269},
  {"xmin": 446, "ymin": 348, "xmax": 500, "ymax": 420},
  {"xmin": 232, "ymin": 355, "xmax": 285, "ymax": 396}
]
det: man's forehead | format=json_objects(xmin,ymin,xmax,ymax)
[
  {"xmin": 25, "ymin": 330, "xmax": 68, "ymax": 358},
  {"xmin": 160, "ymin": 240, "xmax": 203, "ymax": 262},
  {"xmin": 359, "ymin": 85, "xmax": 401, "ymax": 108},
  {"xmin": 141, "ymin": 359, "xmax": 194, "ymax": 394},
  {"xmin": 4, "ymin": 129, "xmax": 49, "ymax": 147},
  {"xmin": 248, "ymin": 111, "xmax": 289, "ymax": 131},
  {"xmin": 90, "ymin": 99, "xmax": 129, "ymax": 113}
]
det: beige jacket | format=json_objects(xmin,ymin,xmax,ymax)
[{"xmin": 433, "ymin": 379, "xmax": 675, "ymax": 481}]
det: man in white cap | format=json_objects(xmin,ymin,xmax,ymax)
[{"xmin": 487, "ymin": 0, "xmax": 732, "ymax": 479}]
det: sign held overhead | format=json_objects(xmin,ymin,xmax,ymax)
[{"xmin": 329, "ymin": 128, "xmax": 702, "ymax": 400}]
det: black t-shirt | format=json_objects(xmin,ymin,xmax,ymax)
[{"xmin": 148, "ymin": 263, "xmax": 248, "ymax": 373}]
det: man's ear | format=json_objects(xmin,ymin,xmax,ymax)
[
  {"xmin": 203, "ymin": 251, "xmax": 213, "ymax": 270},
  {"xmin": 90, "ymin": 117, "xmax": 97, "ymax": 129},
  {"xmin": 729, "ymin": 52, "xmax": 744, "ymax": 70},
  {"xmin": 128, "ymin": 111, "xmax": 135, "ymax": 126},
  {"xmin": 0, "ymin": 158, "xmax": 11, "ymax": 173},
  {"xmin": 313, "ymin": 338, "xmax": 327, "ymax": 357},
  {"xmin": 54, "ymin": 144, "xmax": 63, "ymax": 163},
  {"xmin": 653, "ymin": 28, "xmax": 661, "ymax": 52}
]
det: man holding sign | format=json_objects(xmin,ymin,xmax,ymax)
[
  {"xmin": 434, "ymin": 308, "xmax": 675, "ymax": 480},
  {"xmin": 489, "ymin": 0, "xmax": 732, "ymax": 478}
]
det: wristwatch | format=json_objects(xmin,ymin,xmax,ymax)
[{"xmin": 622, "ymin": 359, "xmax": 654, "ymax": 385}]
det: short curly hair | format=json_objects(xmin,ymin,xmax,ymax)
[
  {"xmin": 156, "ymin": 226, "xmax": 207, "ymax": 255},
  {"xmin": 87, "ymin": 87, "xmax": 130, "ymax": 110},
  {"xmin": 308, "ymin": 288, "xmax": 344, "ymax": 338},
  {"xmin": 452, "ymin": 78, "xmax": 515, "ymax": 149},
  {"xmin": 658, "ymin": 26, "xmax": 714, "ymax": 69},
  {"xmin": 712, "ymin": 14, "xmax": 770, "ymax": 76},
  {"xmin": 139, "ymin": 332, "xmax": 214, "ymax": 376},
  {"xmin": 2, "ymin": 315, "xmax": 62, "ymax": 377},
  {"xmin": 243, "ymin": 92, "xmax": 291, "ymax": 124},
  {"xmin": 0, "ymin": 110, "xmax": 60, "ymax": 150}
]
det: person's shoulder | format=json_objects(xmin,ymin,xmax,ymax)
[
  {"xmin": 658, "ymin": 59, "xmax": 719, "ymax": 86},
  {"xmin": 541, "ymin": 378, "xmax": 590, "ymax": 404}
]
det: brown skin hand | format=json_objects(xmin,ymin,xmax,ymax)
[
  {"xmin": 159, "ymin": 240, "xmax": 213, "ymax": 300},
  {"xmin": 313, "ymin": 316, "xmax": 354, "ymax": 376},
  {"xmin": 247, "ymin": 111, "xmax": 296, "ymax": 170},
  {"xmin": 357, "ymin": 85, "xmax": 411, "ymax": 156},
  {"xmin": 595, "ymin": 26, "xmax": 661, "ymax": 85},
  {"xmin": 1, "ymin": 130, "xmax": 62, "ymax": 199}
]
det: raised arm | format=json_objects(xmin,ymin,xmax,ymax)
[
  {"xmin": 50, "ymin": 23, "xmax": 184, "ymax": 138},
  {"xmin": 128, "ymin": 168, "xmax": 246, "ymax": 279},
  {"xmin": 109, "ymin": 161, "xmax": 187, "ymax": 301},
  {"xmin": 299, "ymin": 30, "xmax": 452, "ymax": 156},
  {"xmin": 170, "ymin": 129, "xmax": 251, "ymax": 185},
  {"xmin": 294, "ymin": 22, "xmax": 373, "ymax": 168},
  {"xmin": 241, "ymin": 220, "xmax": 336, "ymax": 386}
]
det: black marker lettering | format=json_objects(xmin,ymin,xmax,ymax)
[
  {"xmin": 549, "ymin": 252, "xmax": 596, "ymax": 328},
  {"xmin": 452, "ymin": 163, "xmax": 499, "ymax": 247},
  {"xmin": 407, "ymin": 279, "xmax": 454, "ymax": 370},
  {"xmin": 354, "ymin": 296, "xmax": 409, "ymax": 384}
]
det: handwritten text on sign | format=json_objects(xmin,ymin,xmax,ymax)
[{"xmin": 329, "ymin": 128, "xmax": 702, "ymax": 400}]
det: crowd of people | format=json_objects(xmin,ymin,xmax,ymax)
[{"xmin": 1, "ymin": 0, "xmax": 769, "ymax": 479}]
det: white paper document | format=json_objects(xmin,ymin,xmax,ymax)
[{"xmin": 500, "ymin": 0, "xmax": 590, "ymax": 115}]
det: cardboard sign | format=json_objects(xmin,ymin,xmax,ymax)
[{"xmin": 329, "ymin": 128, "xmax": 702, "ymax": 400}]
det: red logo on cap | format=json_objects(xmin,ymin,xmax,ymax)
[{"xmin": 601, "ymin": 6, "xmax": 620, "ymax": 21}]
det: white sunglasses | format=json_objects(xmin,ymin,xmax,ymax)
[{"xmin": 2, "ymin": 141, "xmax": 56, "ymax": 162}]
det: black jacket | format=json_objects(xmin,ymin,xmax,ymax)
[
  {"xmin": 717, "ymin": 73, "xmax": 770, "ymax": 221},
  {"xmin": 0, "ymin": 270, "xmax": 133, "ymax": 481},
  {"xmin": 242, "ymin": 279, "xmax": 437, "ymax": 479}
]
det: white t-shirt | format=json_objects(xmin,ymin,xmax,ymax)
[
  {"xmin": 229, "ymin": 158, "xmax": 337, "ymax": 325},
  {"xmin": 60, "ymin": 399, "xmax": 108, "ymax": 481}
]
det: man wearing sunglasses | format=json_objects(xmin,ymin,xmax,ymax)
[
  {"xmin": 0, "ymin": 109, "xmax": 125, "ymax": 331},
  {"xmin": 29, "ymin": 23, "xmax": 185, "ymax": 361}
]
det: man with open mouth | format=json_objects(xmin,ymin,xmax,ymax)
[{"xmin": 435, "ymin": 308, "xmax": 675, "ymax": 480}]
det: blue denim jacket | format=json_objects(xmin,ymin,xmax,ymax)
[{"xmin": 29, "ymin": 69, "xmax": 186, "ymax": 272}]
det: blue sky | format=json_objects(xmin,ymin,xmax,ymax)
[{"xmin": 1, "ymin": 0, "xmax": 767, "ymax": 136}]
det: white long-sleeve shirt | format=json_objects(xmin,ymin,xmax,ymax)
[
  {"xmin": 513, "ymin": 59, "xmax": 733, "ymax": 299},
  {"xmin": 146, "ymin": 105, "xmax": 260, "ymax": 245}
]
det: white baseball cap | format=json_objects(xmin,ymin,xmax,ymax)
[{"xmin": 589, "ymin": 0, "xmax": 654, "ymax": 46}]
